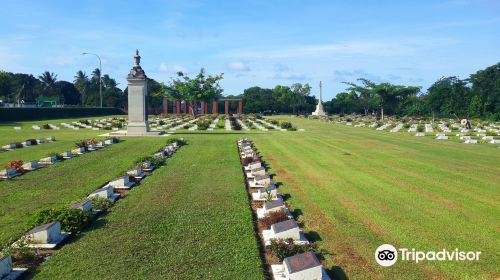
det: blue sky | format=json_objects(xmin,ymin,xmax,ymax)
[{"xmin": 0, "ymin": 0, "xmax": 499, "ymax": 100}]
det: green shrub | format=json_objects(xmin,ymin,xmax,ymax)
[
  {"xmin": 87, "ymin": 196, "xmax": 113, "ymax": 211},
  {"xmin": 74, "ymin": 140, "xmax": 88, "ymax": 148},
  {"xmin": 166, "ymin": 138, "xmax": 187, "ymax": 146},
  {"xmin": 134, "ymin": 155, "xmax": 166, "ymax": 167},
  {"xmin": 197, "ymin": 120, "xmax": 211, "ymax": 130},
  {"xmin": 267, "ymin": 238, "xmax": 318, "ymax": 261},
  {"xmin": 47, "ymin": 152, "xmax": 64, "ymax": 161},
  {"xmin": 269, "ymin": 119, "xmax": 279, "ymax": 125},
  {"xmin": 280, "ymin": 121, "xmax": 293, "ymax": 130},
  {"xmin": 417, "ymin": 125, "xmax": 424, "ymax": 132},
  {"xmin": 30, "ymin": 207, "xmax": 91, "ymax": 234}
]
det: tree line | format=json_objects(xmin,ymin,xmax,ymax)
[
  {"xmin": 0, "ymin": 69, "xmax": 127, "ymax": 108},
  {"xmin": 1, "ymin": 62, "xmax": 498, "ymax": 120},
  {"xmin": 324, "ymin": 62, "xmax": 499, "ymax": 120}
]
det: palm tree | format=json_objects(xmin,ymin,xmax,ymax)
[
  {"xmin": 38, "ymin": 71, "xmax": 58, "ymax": 97},
  {"xmin": 74, "ymin": 70, "xmax": 89, "ymax": 106}
]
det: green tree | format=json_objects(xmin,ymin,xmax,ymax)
[
  {"xmin": 38, "ymin": 71, "xmax": 58, "ymax": 97},
  {"xmin": 55, "ymin": 81, "xmax": 80, "ymax": 105},
  {"xmin": 74, "ymin": 71, "xmax": 89, "ymax": 106},
  {"xmin": 0, "ymin": 71, "xmax": 12, "ymax": 102}
]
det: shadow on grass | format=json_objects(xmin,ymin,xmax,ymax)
[
  {"xmin": 304, "ymin": 230, "xmax": 322, "ymax": 242},
  {"xmin": 329, "ymin": 266, "xmax": 349, "ymax": 280},
  {"xmin": 281, "ymin": 193, "xmax": 292, "ymax": 201},
  {"xmin": 291, "ymin": 208, "xmax": 303, "ymax": 218}
]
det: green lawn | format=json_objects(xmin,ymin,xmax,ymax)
[
  {"xmin": 1, "ymin": 116, "xmax": 498, "ymax": 279},
  {"xmin": 252, "ymin": 116, "xmax": 499, "ymax": 280},
  {"xmin": 0, "ymin": 137, "xmax": 165, "ymax": 245},
  {"xmin": 29, "ymin": 134, "xmax": 263, "ymax": 279}
]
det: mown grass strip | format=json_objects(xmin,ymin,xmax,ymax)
[
  {"xmin": 0, "ymin": 138, "xmax": 165, "ymax": 246},
  {"xmin": 30, "ymin": 134, "xmax": 264, "ymax": 279},
  {"xmin": 251, "ymin": 116, "xmax": 500, "ymax": 280}
]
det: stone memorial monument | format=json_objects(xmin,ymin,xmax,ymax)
[
  {"xmin": 312, "ymin": 81, "xmax": 326, "ymax": 116},
  {"xmin": 111, "ymin": 50, "xmax": 162, "ymax": 136},
  {"xmin": 127, "ymin": 49, "xmax": 151, "ymax": 134}
]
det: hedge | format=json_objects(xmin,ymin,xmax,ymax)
[{"xmin": 0, "ymin": 107, "xmax": 125, "ymax": 122}]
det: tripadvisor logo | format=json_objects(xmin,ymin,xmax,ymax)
[{"xmin": 375, "ymin": 244, "xmax": 481, "ymax": 267}]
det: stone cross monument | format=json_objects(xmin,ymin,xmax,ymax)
[
  {"xmin": 312, "ymin": 81, "xmax": 326, "ymax": 116},
  {"xmin": 126, "ymin": 50, "xmax": 150, "ymax": 134}
]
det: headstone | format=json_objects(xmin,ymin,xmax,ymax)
[
  {"xmin": 284, "ymin": 252, "xmax": 324, "ymax": 280},
  {"xmin": 141, "ymin": 161, "xmax": 154, "ymax": 172},
  {"xmin": 247, "ymin": 166, "xmax": 266, "ymax": 178},
  {"xmin": 126, "ymin": 168, "xmax": 144, "ymax": 179},
  {"xmin": 252, "ymin": 185, "xmax": 278, "ymax": 201},
  {"xmin": 22, "ymin": 161, "xmax": 40, "ymax": 171},
  {"xmin": 271, "ymin": 219, "xmax": 300, "ymax": 240},
  {"xmin": 61, "ymin": 151, "xmax": 74, "ymax": 159},
  {"xmin": 72, "ymin": 147, "xmax": 86, "ymax": 155},
  {"xmin": 250, "ymin": 174, "xmax": 271, "ymax": 188},
  {"xmin": 0, "ymin": 168, "xmax": 18, "ymax": 179},
  {"xmin": 70, "ymin": 200, "xmax": 93, "ymax": 213},
  {"xmin": 39, "ymin": 156, "xmax": 57, "ymax": 165},
  {"xmin": 0, "ymin": 255, "xmax": 12, "ymax": 278},
  {"xmin": 26, "ymin": 222, "xmax": 62, "ymax": 244},
  {"xmin": 109, "ymin": 176, "xmax": 134, "ymax": 189},
  {"xmin": 88, "ymin": 185, "xmax": 119, "ymax": 202}
]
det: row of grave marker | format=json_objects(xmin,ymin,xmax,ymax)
[
  {"xmin": 0, "ymin": 139, "xmax": 184, "ymax": 279},
  {"xmin": 237, "ymin": 139, "xmax": 330, "ymax": 280},
  {"xmin": 0, "ymin": 138, "xmax": 117, "ymax": 180},
  {"xmin": 324, "ymin": 118, "xmax": 499, "ymax": 145},
  {"xmin": 1, "ymin": 136, "xmax": 56, "ymax": 153}
]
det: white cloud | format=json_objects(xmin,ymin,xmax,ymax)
[
  {"xmin": 159, "ymin": 63, "xmax": 188, "ymax": 73},
  {"xmin": 227, "ymin": 61, "xmax": 251, "ymax": 71},
  {"xmin": 223, "ymin": 38, "xmax": 458, "ymax": 59}
]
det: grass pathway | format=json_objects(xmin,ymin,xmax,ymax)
[
  {"xmin": 251, "ymin": 117, "xmax": 500, "ymax": 280},
  {"xmin": 30, "ymin": 134, "xmax": 264, "ymax": 279},
  {"xmin": 0, "ymin": 138, "xmax": 164, "ymax": 245}
]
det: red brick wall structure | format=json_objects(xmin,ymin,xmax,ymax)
[
  {"xmin": 212, "ymin": 101, "xmax": 218, "ymax": 114},
  {"xmin": 176, "ymin": 100, "xmax": 181, "ymax": 114},
  {"xmin": 224, "ymin": 100, "xmax": 229, "ymax": 115},
  {"xmin": 237, "ymin": 100, "xmax": 243, "ymax": 115},
  {"xmin": 201, "ymin": 101, "xmax": 206, "ymax": 114},
  {"xmin": 163, "ymin": 98, "xmax": 168, "ymax": 115}
]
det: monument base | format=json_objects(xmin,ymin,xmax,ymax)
[{"xmin": 311, "ymin": 104, "xmax": 326, "ymax": 116}]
